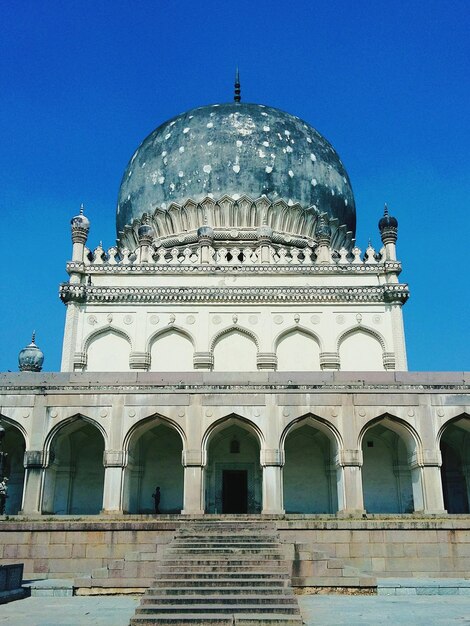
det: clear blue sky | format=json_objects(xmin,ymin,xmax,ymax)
[{"xmin": 0, "ymin": 0, "xmax": 468, "ymax": 372}]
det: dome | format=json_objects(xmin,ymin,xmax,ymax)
[
  {"xmin": 117, "ymin": 102, "xmax": 356, "ymax": 247},
  {"xmin": 18, "ymin": 333, "xmax": 44, "ymax": 372}
]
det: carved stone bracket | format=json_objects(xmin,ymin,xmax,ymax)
[
  {"xmin": 193, "ymin": 352, "xmax": 213, "ymax": 370},
  {"xmin": 73, "ymin": 352, "xmax": 87, "ymax": 371},
  {"xmin": 320, "ymin": 352, "xmax": 340, "ymax": 371},
  {"xmin": 23, "ymin": 450, "xmax": 45, "ymax": 468},
  {"xmin": 182, "ymin": 450, "xmax": 204, "ymax": 467},
  {"xmin": 103, "ymin": 450, "xmax": 126, "ymax": 467},
  {"xmin": 383, "ymin": 352, "xmax": 396, "ymax": 370},
  {"xmin": 260, "ymin": 449, "xmax": 283, "ymax": 467},
  {"xmin": 336, "ymin": 449, "xmax": 363, "ymax": 467},
  {"xmin": 129, "ymin": 352, "xmax": 151, "ymax": 370},
  {"xmin": 257, "ymin": 353, "xmax": 277, "ymax": 370}
]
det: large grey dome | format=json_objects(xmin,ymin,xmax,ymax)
[{"xmin": 117, "ymin": 102, "xmax": 356, "ymax": 243}]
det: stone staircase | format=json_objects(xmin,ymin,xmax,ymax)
[{"xmin": 130, "ymin": 520, "xmax": 303, "ymax": 626}]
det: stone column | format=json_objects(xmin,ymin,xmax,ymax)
[
  {"xmin": 390, "ymin": 303, "xmax": 408, "ymax": 370},
  {"xmin": 20, "ymin": 451, "xmax": 44, "ymax": 515},
  {"xmin": 182, "ymin": 450, "xmax": 205, "ymax": 515},
  {"xmin": 337, "ymin": 449, "xmax": 365, "ymax": 515},
  {"xmin": 261, "ymin": 449, "xmax": 284, "ymax": 514},
  {"xmin": 411, "ymin": 450, "xmax": 446, "ymax": 514},
  {"xmin": 102, "ymin": 451, "xmax": 125, "ymax": 513}
]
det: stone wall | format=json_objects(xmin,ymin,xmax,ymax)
[{"xmin": 1, "ymin": 517, "xmax": 469, "ymax": 589}]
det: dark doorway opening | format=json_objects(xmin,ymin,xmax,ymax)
[{"xmin": 222, "ymin": 470, "xmax": 248, "ymax": 513}]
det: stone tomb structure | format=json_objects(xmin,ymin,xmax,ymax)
[{"xmin": 0, "ymin": 99, "xmax": 469, "ymax": 588}]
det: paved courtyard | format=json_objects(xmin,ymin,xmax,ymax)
[{"xmin": 1, "ymin": 594, "xmax": 470, "ymax": 625}]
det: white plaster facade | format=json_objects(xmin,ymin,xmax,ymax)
[
  {"xmin": 3, "ymin": 99, "xmax": 468, "ymax": 525},
  {"xmin": 0, "ymin": 372, "xmax": 468, "ymax": 518}
]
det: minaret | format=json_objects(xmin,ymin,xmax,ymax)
[
  {"xmin": 315, "ymin": 215, "xmax": 332, "ymax": 264},
  {"xmin": 18, "ymin": 332, "xmax": 44, "ymax": 372},
  {"xmin": 378, "ymin": 203, "xmax": 398, "ymax": 261},
  {"xmin": 234, "ymin": 68, "xmax": 241, "ymax": 103}
]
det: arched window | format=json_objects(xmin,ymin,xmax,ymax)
[
  {"xmin": 213, "ymin": 330, "xmax": 257, "ymax": 372},
  {"xmin": 277, "ymin": 330, "xmax": 320, "ymax": 371},
  {"xmin": 150, "ymin": 331, "xmax": 193, "ymax": 371},
  {"xmin": 339, "ymin": 330, "xmax": 384, "ymax": 371},
  {"xmin": 86, "ymin": 329, "xmax": 130, "ymax": 371}
]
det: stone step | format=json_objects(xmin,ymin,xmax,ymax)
[
  {"xmin": 166, "ymin": 546, "xmax": 283, "ymax": 559},
  {"xmin": 171, "ymin": 541, "xmax": 279, "ymax": 550},
  {"xmin": 140, "ymin": 589, "xmax": 297, "ymax": 608},
  {"xmin": 143, "ymin": 587, "xmax": 293, "ymax": 596},
  {"xmin": 154, "ymin": 572, "xmax": 290, "ymax": 581},
  {"xmin": 162, "ymin": 555, "xmax": 286, "ymax": 563},
  {"xmin": 134, "ymin": 604, "xmax": 300, "ymax": 615},
  {"xmin": 130, "ymin": 614, "xmax": 303, "ymax": 625},
  {"xmin": 151, "ymin": 579, "xmax": 289, "ymax": 588},
  {"xmin": 156, "ymin": 564, "xmax": 286, "ymax": 573}
]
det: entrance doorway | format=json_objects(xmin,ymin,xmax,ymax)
[{"xmin": 222, "ymin": 470, "xmax": 248, "ymax": 513}]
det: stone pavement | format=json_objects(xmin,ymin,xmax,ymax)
[{"xmin": 1, "ymin": 594, "xmax": 470, "ymax": 625}]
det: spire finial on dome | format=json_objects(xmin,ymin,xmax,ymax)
[
  {"xmin": 383, "ymin": 203, "xmax": 389, "ymax": 217},
  {"xmin": 234, "ymin": 67, "xmax": 241, "ymax": 103},
  {"xmin": 31, "ymin": 330, "xmax": 36, "ymax": 345},
  {"xmin": 79, "ymin": 203, "xmax": 84, "ymax": 215}
]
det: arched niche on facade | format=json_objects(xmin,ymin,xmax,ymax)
[
  {"xmin": 212, "ymin": 328, "xmax": 258, "ymax": 372},
  {"xmin": 149, "ymin": 328, "xmax": 194, "ymax": 372},
  {"xmin": 122, "ymin": 417, "xmax": 184, "ymax": 514},
  {"xmin": 281, "ymin": 415, "xmax": 340, "ymax": 514},
  {"xmin": 85, "ymin": 328, "xmax": 131, "ymax": 371},
  {"xmin": 439, "ymin": 414, "xmax": 470, "ymax": 514},
  {"xmin": 0, "ymin": 417, "xmax": 26, "ymax": 515},
  {"xmin": 42, "ymin": 416, "xmax": 106, "ymax": 515},
  {"xmin": 275, "ymin": 328, "xmax": 321, "ymax": 371},
  {"xmin": 338, "ymin": 327, "xmax": 385, "ymax": 371},
  {"xmin": 360, "ymin": 415, "xmax": 419, "ymax": 514},
  {"xmin": 204, "ymin": 415, "xmax": 263, "ymax": 514}
]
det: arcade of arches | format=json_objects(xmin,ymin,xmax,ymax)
[{"xmin": 1, "ymin": 412, "xmax": 468, "ymax": 516}]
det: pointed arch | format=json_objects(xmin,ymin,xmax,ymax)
[
  {"xmin": 122, "ymin": 413, "xmax": 186, "ymax": 454},
  {"xmin": 437, "ymin": 412, "xmax": 470, "ymax": 446},
  {"xmin": 274, "ymin": 325, "xmax": 323, "ymax": 352},
  {"xmin": 42, "ymin": 414, "xmax": 106, "ymax": 515},
  {"xmin": 358, "ymin": 413, "xmax": 421, "ymax": 454},
  {"xmin": 280, "ymin": 413, "xmax": 343, "ymax": 453},
  {"xmin": 0, "ymin": 416, "xmax": 27, "ymax": 515},
  {"xmin": 211, "ymin": 326, "xmax": 259, "ymax": 372},
  {"xmin": 337, "ymin": 325, "xmax": 387, "ymax": 352},
  {"xmin": 44, "ymin": 413, "xmax": 108, "ymax": 459},
  {"xmin": 148, "ymin": 326, "xmax": 195, "ymax": 371},
  {"xmin": 210, "ymin": 326, "xmax": 259, "ymax": 352},
  {"xmin": 281, "ymin": 414, "xmax": 340, "ymax": 514},
  {"xmin": 203, "ymin": 413, "xmax": 264, "ymax": 514},
  {"xmin": 122, "ymin": 413, "xmax": 185, "ymax": 514},
  {"xmin": 202, "ymin": 413, "xmax": 265, "ymax": 456},
  {"xmin": 360, "ymin": 413, "xmax": 419, "ymax": 514},
  {"xmin": 0, "ymin": 414, "xmax": 28, "ymax": 444},
  {"xmin": 438, "ymin": 413, "xmax": 470, "ymax": 514},
  {"xmin": 338, "ymin": 325, "xmax": 387, "ymax": 371},
  {"xmin": 83, "ymin": 326, "xmax": 132, "ymax": 353}
]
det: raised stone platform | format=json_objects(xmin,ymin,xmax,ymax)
[{"xmin": 1, "ymin": 515, "xmax": 470, "ymax": 591}]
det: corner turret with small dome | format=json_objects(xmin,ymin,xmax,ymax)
[{"xmin": 59, "ymin": 77, "xmax": 409, "ymax": 374}]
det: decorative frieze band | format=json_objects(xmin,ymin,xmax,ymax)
[
  {"xmin": 60, "ymin": 283, "xmax": 409, "ymax": 305},
  {"xmin": 66, "ymin": 260, "xmax": 402, "ymax": 276}
]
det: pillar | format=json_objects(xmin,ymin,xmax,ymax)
[
  {"xmin": 182, "ymin": 450, "xmax": 204, "ymax": 515},
  {"xmin": 101, "ymin": 451, "xmax": 125, "ymax": 513},
  {"xmin": 411, "ymin": 449, "xmax": 446, "ymax": 514},
  {"xmin": 20, "ymin": 451, "xmax": 44, "ymax": 515},
  {"xmin": 261, "ymin": 449, "xmax": 284, "ymax": 514},
  {"xmin": 337, "ymin": 449, "xmax": 365, "ymax": 515}
]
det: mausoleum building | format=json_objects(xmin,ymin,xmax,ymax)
[{"xmin": 0, "ymin": 93, "xmax": 468, "ymax": 589}]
